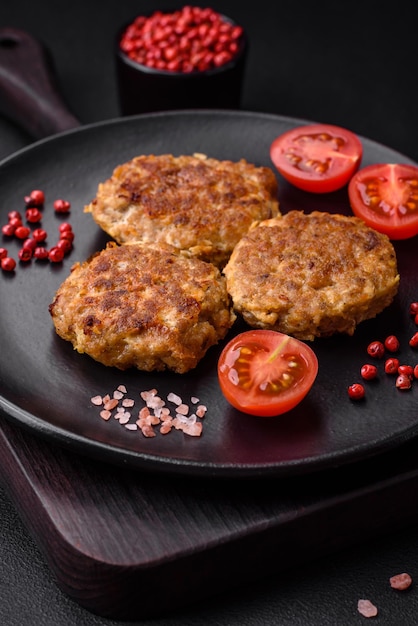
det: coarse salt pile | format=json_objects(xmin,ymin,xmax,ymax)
[{"xmin": 90, "ymin": 385, "xmax": 207, "ymax": 438}]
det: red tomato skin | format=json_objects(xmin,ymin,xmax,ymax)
[
  {"xmin": 348, "ymin": 162, "xmax": 418, "ymax": 240},
  {"xmin": 270, "ymin": 123, "xmax": 363, "ymax": 194},
  {"xmin": 217, "ymin": 330, "xmax": 318, "ymax": 417}
]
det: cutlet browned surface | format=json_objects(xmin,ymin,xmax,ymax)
[
  {"xmin": 84, "ymin": 153, "xmax": 279, "ymax": 267},
  {"xmin": 223, "ymin": 211, "xmax": 400, "ymax": 340},
  {"xmin": 49, "ymin": 242, "xmax": 236, "ymax": 373}
]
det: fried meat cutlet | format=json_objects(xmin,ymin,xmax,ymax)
[
  {"xmin": 84, "ymin": 153, "xmax": 280, "ymax": 268},
  {"xmin": 223, "ymin": 211, "xmax": 400, "ymax": 340},
  {"xmin": 49, "ymin": 242, "xmax": 236, "ymax": 373}
]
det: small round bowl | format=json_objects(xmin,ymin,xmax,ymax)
[{"xmin": 115, "ymin": 10, "xmax": 248, "ymax": 116}]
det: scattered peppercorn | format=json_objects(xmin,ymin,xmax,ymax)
[
  {"xmin": 396, "ymin": 374, "xmax": 412, "ymax": 390},
  {"xmin": 385, "ymin": 358, "xmax": 400, "ymax": 375},
  {"xmin": 409, "ymin": 332, "xmax": 418, "ymax": 348},
  {"xmin": 53, "ymin": 199, "xmax": 71, "ymax": 214},
  {"xmin": 367, "ymin": 340, "xmax": 385, "ymax": 358},
  {"xmin": 24, "ymin": 189, "xmax": 45, "ymax": 207},
  {"xmin": 384, "ymin": 335, "xmax": 400, "ymax": 352},
  {"xmin": 1, "ymin": 189, "xmax": 74, "ymax": 272},
  {"xmin": 361, "ymin": 364, "xmax": 378, "ymax": 380},
  {"xmin": 0, "ymin": 256, "xmax": 16, "ymax": 271},
  {"xmin": 348, "ymin": 383, "xmax": 365, "ymax": 400}
]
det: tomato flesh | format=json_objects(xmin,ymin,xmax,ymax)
[
  {"xmin": 348, "ymin": 163, "xmax": 418, "ymax": 239},
  {"xmin": 217, "ymin": 330, "xmax": 318, "ymax": 417},
  {"xmin": 270, "ymin": 123, "xmax": 363, "ymax": 193}
]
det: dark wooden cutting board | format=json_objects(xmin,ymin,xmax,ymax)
[
  {"xmin": 2, "ymin": 413, "xmax": 418, "ymax": 620},
  {"xmin": 2, "ymin": 28, "xmax": 418, "ymax": 621}
]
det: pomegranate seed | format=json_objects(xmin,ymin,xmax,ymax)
[
  {"xmin": 360, "ymin": 364, "xmax": 378, "ymax": 380},
  {"xmin": 415, "ymin": 313, "xmax": 418, "ymax": 326},
  {"xmin": 398, "ymin": 364, "xmax": 414, "ymax": 379},
  {"xmin": 8, "ymin": 210, "xmax": 22, "ymax": 221},
  {"xmin": 25, "ymin": 208, "xmax": 42, "ymax": 223},
  {"xmin": 410, "ymin": 302, "xmax": 418, "ymax": 316},
  {"xmin": 2, "ymin": 223, "xmax": 16, "ymax": 236},
  {"xmin": 348, "ymin": 383, "xmax": 365, "ymax": 400},
  {"xmin": 385, "ymin": 357, "xmax": 400, "ymax": 374},
  {"xmin": 18, "ymin": 247, "xmax": 32, "ymax": 261},
  {"xmin": 53, "ymin": 199, "xmax": 71, "ymax": 213},
  {"xmin": 34, "ymin": 246, "xmax": 49, "ymax": 260},
  {"xmin": 14, "ymin": 225, "xmax": 31, "ymax": 239},
  {"xmin": 396, "ymin": 374, "xmax": 412, "ymax": 390},
  {"xmin": 384, "ymin": 335, "xmax": 400, "ymax": 352},
  {"xmin": 48, "ymin": 246, "xmax": 64, "ymax": 262},
  {"xmin": 0, "ymin": 247, "xmax": 7, "ymax": 259},
  {"xmin": 414, "ymin": 365, "xmax": 418, "ymax": 379},
  {"xmin": 409, "ymin": 332, "xmax": 418, "ymax": 348},
  {"xmin": 367, "ymin": 341, "xmax": 385, "ymax": 358},
  {"xmin": 1, "ymin": 256, "xmax": 16, "ymax": 271},
  {"xmin": 32, "ymin": 228, "xmax": 47, "ymax": 242},
  {"xmin": 25, "ymin": 189, "xmax": 45, "ymax": 206}
]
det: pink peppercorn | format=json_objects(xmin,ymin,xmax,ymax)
[
  {"xmin": 120, "ymin": 6, "xmax": 244, "ymax": 73},
  {"xmin": 1, "ymin": 256, "xmax": 16, "ymax": 271}
]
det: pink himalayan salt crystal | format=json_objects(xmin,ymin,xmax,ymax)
[
  {"xmin": 357, "ymin": 599, "xmax": 378, "ymax": 618},
  {"xmin": 389, "ymin": 572, "xmax": 413, "ymax": 590}
]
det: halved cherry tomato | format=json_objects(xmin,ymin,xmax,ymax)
[
  {"xmin": 348, "ymin": 162, "xmax": 418, "ymax": 240},
  {"xmin": 217, "ymin": 330, "xmax": 318, "ymax": 417},
  {"xmin": 270, "ymin": 123, "xmax": 363, "ymax": 193}
]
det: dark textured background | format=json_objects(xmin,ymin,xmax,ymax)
[{"xmin": 1, "ymin": 1, "xmax": 418, "ymax": 624}]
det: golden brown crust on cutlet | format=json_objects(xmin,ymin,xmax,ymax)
[
  {"xmin": 49, "ymin": 242, "xmax": 236, "ymax": 373},
  {"xmin": 223, "ymin": 211, "xmax": 400, "ymax": 340},
  {"xmin": 84, "ymin": 153, "xmax": 279, "ymax": 268}
]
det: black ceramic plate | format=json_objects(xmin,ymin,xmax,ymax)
[{"xmin": 1, "ymin": 110, "xmax": 417, "ymax": 478}]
